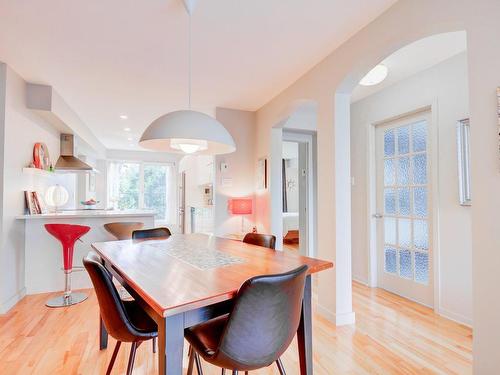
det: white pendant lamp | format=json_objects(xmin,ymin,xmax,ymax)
[{"xmin": 140, "ymin": 0, "xmax": 236, "ymax": 155}]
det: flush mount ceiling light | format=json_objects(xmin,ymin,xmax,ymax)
[
  {"xmin": 140, "ymin": 0, "xmax": 236, "ymax": 155},
  {"xmin": 359, "ymin": 64, "xmax": 388, "ymax": 86},
  {"xmin": 119, "ymin": 114, "xmax": 128, "ymax": 120}
]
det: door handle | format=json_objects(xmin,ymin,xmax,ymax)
[{"xmin": 372, "ymin": 213, "xmax": 383, "ymax": 219}]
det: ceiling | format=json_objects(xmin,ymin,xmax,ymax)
[
  {"xmin": 0, "ymin": 0, "xmax": 396, "ymax": 150},
  {"xmin": 351, "ymin": 31, "xmax": 467, "ymax": 102}
]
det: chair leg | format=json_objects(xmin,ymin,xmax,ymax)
[
  {"xmin": 232, "ymin": 371, "xmax": 238, "ymax": 375},
  {"xmin": 276, "ymin": 358, "xmax": 286, "ymax": 375},
  {"xmin": 106, "ymin": 341, "xmax": 121, "ymax": 375},
  {"xmin": 126, "ymin": 342, "xmax": 139, "ymax": 375},
  {"xmin": 194, "ymin": 352, "xmax": 204, "ymax": 375},
  {"xmin": 187, "ymin": 346, "xmax": 195, "ymax": 375},
  {"xmin": 221, "ymin": 369, "xmax": 226, "ymax": 375},
  {"xmin": 152, "ymin": 337, "xmax": 157, "ymax": 353}
]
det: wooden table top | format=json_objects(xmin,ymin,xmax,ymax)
[{"xmin": 91, "ymin": 233, "xmax": 333, "ymax": 317}]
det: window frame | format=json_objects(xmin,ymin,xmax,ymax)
[{"xmin": 106, "ymin": 159, "xmax": 177, "ymax": 224}]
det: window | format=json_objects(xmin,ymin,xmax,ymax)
[{"xmin": 107, "ymin": 161, "xmax": 176, "ymax": 224}]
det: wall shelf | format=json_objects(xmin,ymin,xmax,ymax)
[{"xmin": 22, "ymin": 167, "xmax": 57, "ymax": 178}]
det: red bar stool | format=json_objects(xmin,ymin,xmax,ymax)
[{"xmin": 45, "ymin": 223, "xmax": 91, "ymax": 307}]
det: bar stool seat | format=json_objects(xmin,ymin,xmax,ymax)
[
  {"xmin": 45, "ymin": 223, "xmax": 91, "ymax": 307},
  {"xmin": 104, "ymin": 222, "xmax": 144, "ymax": 240}
]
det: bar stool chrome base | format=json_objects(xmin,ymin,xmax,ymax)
[{"xmin": 46, "ymin": 292, "xmax": 88, "ymax": 308}]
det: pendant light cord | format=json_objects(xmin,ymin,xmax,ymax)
[{"xmin": 188, "ymin": 11, "xmax": 192, "ymax": 110}]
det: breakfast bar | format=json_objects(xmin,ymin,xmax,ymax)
[{"xmin": 16, "ymin": 210, "xmax": 155, "ymax": 294}]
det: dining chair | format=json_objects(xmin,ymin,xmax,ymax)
[
  {"xmin": 104, "ymin": 222, "xmax": 144, "ymax": 240},
  {"xmin": 185, "ymin": 265, "xmax": 308, "ymax": 375},
  {"xmin": 83, "ymin": 251, "xmax": 158, "ymax": 375},
  {"xmin": 242, "ymin": 233, "xmax": 276, "ymax": 250},
  {"xmin": 131, "ymin": 227, "xmax": 172, "ymax": 240}
]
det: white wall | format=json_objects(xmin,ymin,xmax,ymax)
[
  {"xmin": 0, "ymin": 63, "xmax": 64, "ymax": 312},
  {"xmin": 214, "ymin": 108, "xmax": 256, "ymax": 236},
  {"xmin": 350, "ymin": 52, "xmax": 472, "ymax": 324},
  {"xmin": 253, "ymin": 0, "xmax": 500, "ymax": 369}
]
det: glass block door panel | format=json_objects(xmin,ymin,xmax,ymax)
[{"xmin": 382, "ymin": 120, "xmax": 429, "ymax": 284}]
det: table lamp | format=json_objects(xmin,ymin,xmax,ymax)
[
  {"xmin": 229, "ymin": 198, "xmax": 252, "ymax": 233},
  {"xmin": 45, "ymin": 184, "xmax": 69, "ymax": 212}
]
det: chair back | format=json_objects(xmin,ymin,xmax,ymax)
[
  {"xmin": 242, "ymin": 233, "xmax": 276, "ymax": 250},
  {"xmin": 217, "ymin": 265, "xmax": 308, "ymax": 369},
  {"xmin": 83, "ymin": 251, "xmax": 142, "ymax": 342},
  {"xmin": 132, "ymin": 227, "xmax": 171, "ymax": 240}
]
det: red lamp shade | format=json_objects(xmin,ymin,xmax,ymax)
[{"xmin": 229, "ymin": 198, "xmax": 252, "ymax": 215}]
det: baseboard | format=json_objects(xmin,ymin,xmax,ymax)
[
  {"xmin": 317, "ymin": 304, "xmax": 356, "ymax": 326},
  {"xmin": 352, "ymin": 276, "xmax": 369, "ymax": 286},
  {"xmin": 0, "ymin": 287, "xmax": 26, "ymax": 314},
  {"xmin": 438, "ymin": 307, "xmax": 472, "ymax": 327}
]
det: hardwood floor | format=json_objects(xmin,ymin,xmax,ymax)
[
  {"xmin": 0, "ymin": 281, "xmax": 472, "ymax": 374},
  {"xmin": 283, "ymin": 243, "xmax": 299, "ymax": 252}
]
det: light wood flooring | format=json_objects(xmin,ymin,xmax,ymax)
[{"xmin": 0, "ymin": 282, "xmax": 472, "ymax": 374}]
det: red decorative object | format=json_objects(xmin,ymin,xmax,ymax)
[
  {"xmin": 33, "ymin": 142, "xmax": 50, "ymax": 169},
  {"xmin": 229, "ymin": 198, "xmax": 252, "ymax": 215}
]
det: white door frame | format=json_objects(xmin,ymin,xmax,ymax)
[
  {"xmin": 282, "ymin": 130, "xmax": 317, "ymax": 257},
  {"xmin": 366, "ymin": 102, "xmax": 441, "ymax": 311}
]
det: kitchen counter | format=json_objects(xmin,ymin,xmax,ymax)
[
  {"xmin": 16, "ymin": 209, "xmax": 156, "ymax": 220},
  {"xmin": 19, "ymin": 209, "xmax": 156, "ymax": 294}
]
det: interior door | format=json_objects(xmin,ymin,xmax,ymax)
[{"xmin": 375, "ymin": 111, "xmax": 433, "ymax": 306}]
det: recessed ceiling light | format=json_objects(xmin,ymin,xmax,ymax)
[
  {"xmin": 359, "ymin": 64, "xmax": 388, "ymax": 86},
  {"xmin": 124, "ymin": 127, "xmax": 131, "ymax": 132},
  {"xmin": 120, "ymin": 115, "xmax": 128, "ymax": 120},
  {"xmin": 127, "ymin": 137, "xmax": 133, "ymax": 141}
]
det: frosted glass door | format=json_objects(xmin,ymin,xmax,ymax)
[{"xmin": 375, "ymin": 112, "xmax": 433, "ymax": 307}]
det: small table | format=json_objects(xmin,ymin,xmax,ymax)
[{"xmin": 92, "ymin": 233, "xmax": 333, "ymax": 375}]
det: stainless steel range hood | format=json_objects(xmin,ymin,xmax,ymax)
[{"xmin": 55, "ymin": 134, "xmax": 94, "ymax": 172}]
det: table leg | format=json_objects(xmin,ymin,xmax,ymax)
[
  {"xmin": 297, "ymin": 275, "xmax": 313, "ymax": 375},
  {"xmin": 99, "ymin": 315, "xmax": 108, "ymax": 350},
  {"xmin": 157, "ymin": 313, "xmax": 184, "ymax": 374}
]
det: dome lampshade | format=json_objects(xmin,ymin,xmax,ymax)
[{"xmin": 139, "ymin": 110, "xmax": 236, "ymax": 155}]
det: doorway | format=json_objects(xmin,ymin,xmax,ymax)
[
  {"xmin": 178, "ymin": 155, "xmax": 215, "ymax": 235},
  {"xmin": 281, "ymin": 131, "xmax": 316, "ymax": 256},
  {"xmin": 374, "ymin": 111, "xmax": 433, "ymax": 306}
]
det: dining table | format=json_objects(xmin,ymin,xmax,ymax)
[{"xmin": 91, "ymin": 233, "xmax": 333, "ymax": 375}]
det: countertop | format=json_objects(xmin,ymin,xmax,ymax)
[{"xmin": 16, "ymin": 209, "xmax": 156, "ymax": 220}]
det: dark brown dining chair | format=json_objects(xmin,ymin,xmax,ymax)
[
  {"xmin": 83, "ymin": 251, "xmax": 158, "ymax": 375},
  {"xmin": 131, "ymin": 227, "xmax": 172, "ymax": 240},
  {"xmin": 242, "ymin": 233, "xmax": 276, "ymax": 250},
  {"xmin": 104, "ymin": 222, "xmax": 144, "ymax": 240},
  {"xmin": 185, "ymin": 265, "xmax": 308, "ymax": 375}
]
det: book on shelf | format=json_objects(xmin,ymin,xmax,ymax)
[{"xmin": 24, "ymin": 191, "xmax": 46, "ymax": 215}]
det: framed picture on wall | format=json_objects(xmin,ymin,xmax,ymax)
[{"xmin": 257, "ymin": 157, "xmax": 267, "ymax": 190}]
